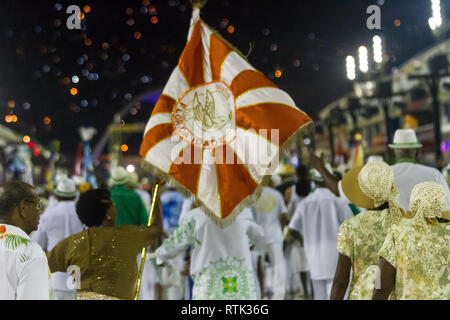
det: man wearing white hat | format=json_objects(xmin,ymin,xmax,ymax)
[
  {"xmin": 311, "ymin": 129, "xmax": 450, "ymax": 211},
  {"xmin": 287, "ymin": 165, "xmax": 353, "ymax": 300},
  {"xmin": 32, "ymin": 176, "xmax": 84, "ymax": 300},
  {"xmin": 388, "ymin": 129, "xmax": 450, "ymax": 210}
]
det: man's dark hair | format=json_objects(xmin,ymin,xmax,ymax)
[
  {"xmin": 0, "ymin": 181, "xmax": 36, "ymax": 218},
  {"xmin": 76, "ymin": 189, "xmax": 113, "ymax": 227}
]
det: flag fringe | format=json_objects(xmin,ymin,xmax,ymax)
[{"xmin": 141, "ymin": 120, "xmax": 314, "ymax": 229}]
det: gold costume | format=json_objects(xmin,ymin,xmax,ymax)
[{"xmin": 47, "ymin": 225, "xmax": 157, "ymax": 300}]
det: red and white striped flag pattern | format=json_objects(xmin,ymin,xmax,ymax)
[{"xmin": 140, "ymin": 8, "xmax": 312, "ymax": 227}]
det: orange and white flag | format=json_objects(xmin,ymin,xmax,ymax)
[{"xmin": 140, "ymin": 8, "xmax": 312, "ymax": 227}]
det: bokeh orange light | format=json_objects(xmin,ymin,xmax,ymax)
[
  {"xmin": 83, "ymin": 5, "xmax": 91, "ymax": 14},
  {"xmin": 274, "ymin": 70, "xmax": 282, "ymax": 78},
  {"xmin": 23, "ymin": 136, "xmax": 31, "ymax": 143},
  {"xmin": 227, "ymin": 25, "xmax": 235, "ymax": 34},
  {"xmin": 151, "ymin": 16, "xmax": 158, "ymax": 24},
  {"xmin": 121, "ymin": 144, "xmax": 129, "ymax": 152},
  {"xmin": 134, "ymin": 32, "xmax": 142, "ymax": 39},
  {"xmin": 43, "ymin": 117, "xmax": 51, "ymax": 125},
  {"xmin": 11, "ymin": 115, "xmax": 18, "ymax": 122},
  {"xmin": 8, "ymin": 100, "xmax": 15, "ymax": 108},
  {"xmin": 70, "ymin": 88, "xmax": 78, "ymax": 95}
]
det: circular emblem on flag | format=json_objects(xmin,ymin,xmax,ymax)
[{"xmin": 172, "ymin": 81, "xmax": 236, "ymax": 149}]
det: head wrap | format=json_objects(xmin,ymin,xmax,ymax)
[
  {"xmin": 357, "ymin": 161, "xmax": 403, "ymax": 222},
  {"xmin": 410, "ymin": 182, "xmax": 448, "ymax": 229}
]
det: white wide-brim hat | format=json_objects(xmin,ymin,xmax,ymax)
[
  {"xmin": 388, "ymin": 129, "xmax": 422, "ymax": 149},
  {"xmin": 54, "ymin": 177, "xmax": 77, "ymax": 197},
  {"xmin": 110, "ymin": 166, "xmax": 129, "ymax": 185}
]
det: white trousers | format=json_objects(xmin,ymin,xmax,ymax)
[
  {"xmin": 265, "ymin": 242, "xmax": 286, "ymax": 300},
  {"xmin": 312, "ymin": 279, "xmax": 333, "ymax": 300}
]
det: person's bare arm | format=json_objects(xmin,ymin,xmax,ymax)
[
  {"xmin": 309, "ymin": 150, "xmax": 339, "ymax": 196},
  {"xmin": 287, "ymin": 228, "xmax": 303, "ymax": 246},
  {"xmin": 330, "ymin": 254, "xmax": 352, "ymax": 300},
  {"xmin": 372, "ymin": 257, "xmax": 396, "ymax": 300},
  {"xmin": 280, "ymin": 213, "xmax": 289, "ymax": 230}
]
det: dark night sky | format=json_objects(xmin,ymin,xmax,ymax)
[{"xmin": 0, "ymin": 0, "xmax": 438, "ymax": 157}]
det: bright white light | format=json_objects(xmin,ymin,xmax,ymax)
[
  {"xmin": 373, "ymin": 36, "xmax": 383, "ymax": 64},
  {"xmin": 126, "ymin": 165, "xmax": 135, "ymax": 173},
  {"xmin": 304, "ymin": 137, "xmax": 311, "ymax": 145},
  {"xmin": 429, "ymin": 0, "xmax": 442, "ymax": 31},
  {"xmin": 72, "ymin": 75, "xmax": 79, "ymax": 83},
  {"xmin": 346, "ymin": 55, "xmax": 356, "ymax": 80},
  {"xmin": 358, "ymin": 46, "xmax": 369, "ymax": 73}
]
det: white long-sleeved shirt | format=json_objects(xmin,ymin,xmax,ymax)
[
  {"xmin": 0, "ymin": 224, "xmax": 50, "ymax": 300},
  {"xmin": 289, "ymin": 188, "xmax": 353, "ymax": 280}
]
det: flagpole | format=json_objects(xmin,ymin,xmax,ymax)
[{"xmin": 134, "ymin": 183, "xmax": 160, "ymax": 300}]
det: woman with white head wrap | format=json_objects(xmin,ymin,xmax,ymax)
[{"xmin": 374, "ymin": 182, "xmax": 449, "ymax": 300}]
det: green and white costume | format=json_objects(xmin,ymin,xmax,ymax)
[{"xmin": 155, "ymin": 207, "xmax": 263, "ymax": 300}]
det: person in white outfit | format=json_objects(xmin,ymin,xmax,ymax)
[
  {"xmin": 288, "ymin": 167, "xmax": 353, "ymax": 300},
  {"xmin": 31, "ymin": 177, "xmax": 84, "ymax": 300},
  {"xmin": 154, "ymin": 206, "xmax": 264, "ymax": 300},
  {"xmin": 252, "ymin": 186, "xmax": 288, "ymax": 300},
  {"xmin": 0, "ymin": 181, "xmax": 50, "ymax": 300}
]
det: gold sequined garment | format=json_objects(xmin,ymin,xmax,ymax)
[
  {"xmin": 378, "ymin": 219, "xmax": 450, "ymax": 300},
  {"xmin": 337, "ymin": 209, "xmax": 397, "ymax": 299},
  {"xmin": 77, "ymin": 291, "xmax": 121, "ymax": 300},
  {"xmin": 47, "ymin": 225, "xmax": 154, "ymax": 300}
]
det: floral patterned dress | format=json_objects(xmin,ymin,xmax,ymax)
[
  {"xmin": 337, "ymin": 209, "xmax": 396, "ymax": 299},
  {"xmin": 378, "ymin": 219, "xmax": 450, "ymax": 300},
  {"xmin": 155, "ymin": 208, "xmax": 263, "ymax": 300}
]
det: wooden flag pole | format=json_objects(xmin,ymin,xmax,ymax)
[{"xmin": 134, "ymin": 183, "xmax": 160, "ymax": 300}]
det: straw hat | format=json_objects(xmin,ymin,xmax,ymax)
[
  {"xmin": 278, "ymin": 163, "xmax": 296, "ymax": 176},
  {"xmin": 388, "ymin": 129, "xmax": 422, "ymax": 149},
  {"xmin": 341, "ymin": 166, "xmax": 375, "ymax": 209},
  {"xmin": 54, "ymin": 177, "xmax": 77, "ymax": 198},
  {"xmin": 110, "ymin": 166, "xmax": 129, "ymax": 185},
  {"xmin": 342, "ymin": 161, "xmax": 403, "ymax": 221}
]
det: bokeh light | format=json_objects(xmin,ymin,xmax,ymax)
[
  {"xmin": 151, "ymin": 16, "xmax": 158, "ymax": 24},
  {"xmin": 227, "ymin": 25, "xmax": 235, "ymax": 33},
  {"xmin": 274, "ymin": 70, "xmax": 282, "ymax": 78},
  {"xmin": 8, "ymin": 100, "xmax": 15, "ymax": 108},
  {"xmin": 70, "ymin": 88, "xmax": 78, "ymax": 95},
  {"xmin": 83, "ymin": 5, "xmax": 91, "ymax": 14},
  {"xmin": 43, "ymin": 117, "xmax": 51, "ymax": 125},
  {"xmin": 23, "ymin": 136, "xmax": 31, "ymax": 143},
  {"xmin": 121, "ymin": 144, "xmax": 129, "ymax": 152}
]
